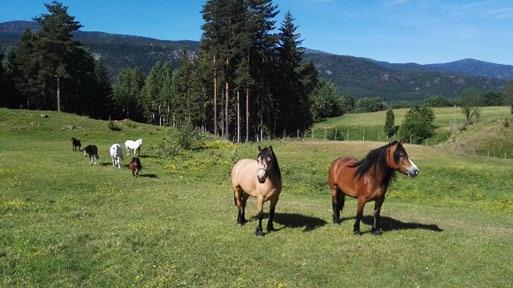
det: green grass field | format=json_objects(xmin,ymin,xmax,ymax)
[
  {"xmin": 1, "ymin": 108, "xmax": 513, "ymax": 287},
  {"xmin": 312, "ymin": 106, "xmax": 511, "ymax": 142}
]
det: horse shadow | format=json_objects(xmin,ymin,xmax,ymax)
[
  {"xmin": 251, "ymin": 213, "xmax": 327, "ymax": 232},
  {"xmin": 342, "ymin": 215, "xmax": 443, "ymax": 233},
  {"xmin": 100, "ymin": 162, "xmax": 112, "ymax": 167},
  {"xmin": 139, "ymin": 174, "xmax": 158, "ymax": 178},
  {"xmin": 139, "ymin": 155, "xmax": 159, "ymax": 159}
]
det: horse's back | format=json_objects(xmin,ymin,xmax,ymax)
[
  {"xmin": 231, "ymin": 159, "xmax": 259, "ymax": 190},
  {"xmin": 110, "ymin": 144, "xmax": 121, "ymax": 156},
  {"xmin": 328, "ymin": 157, "xmax": 359, "ymax": 196}
]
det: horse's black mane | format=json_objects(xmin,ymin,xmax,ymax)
[
  {"xmin": 259, "ymin": 147, "xmax": 281, "ymax": 180},
  {"xmin": 350, "ymin": 141, "xmax": 404, "ymax": 188}
]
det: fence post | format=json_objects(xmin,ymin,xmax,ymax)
[
  {"xmin": 347, "ymin": 129, "xmax": 349, "ymax": 141},
  {"xmin": 324, "ymin": 130, "xmax": 327, "ymax": 140},
  {"xmin": 335, "ymin": 129, "xmax": 338, "ymax": 141},
  {"xmin": 362, "ymin": 129, "xmax": 365, "ymax": 141}
]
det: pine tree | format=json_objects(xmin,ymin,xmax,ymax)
[
  {"xmin": 93, "ymin": 60, "xmax": 113, "ymax": 119},
  {"xmin": 112, "ymin": 68, "xmax": 144, "ymax": 120},
  {"xmin": 141, "ymin": 61, "xmax": 173, "ymax": 124},
  {"xmin": 384, "ymin": 108, "xmax": 395, "ymax": 138},
  {"xmin": 276, "ymin": 11, "xmax": 315, "ymax": 135},
  {"xmin": 172, "ymin": 49, "xmax": 195, "ymax": 125},
  {"xmin": 6, "ymin": 29, "xmax": 39, "ymax": 108},
  {"xmin": 33, "ymin": 1, "xmax": 83, "ymax": 110}
]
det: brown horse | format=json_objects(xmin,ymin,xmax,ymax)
[
  {"xmin": 129, "ymin": 157, "xmax": 142, "ymax": 177},
  {"xmin": 328, "ymin": 141, "xmax": 419, "ymax": 235},
  {"xmin": 231, "ymin": 146, "xmax": 282, "ymax": 237}
]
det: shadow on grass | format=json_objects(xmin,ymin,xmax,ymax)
[
  {"xmin": 139, "ymin": 155, "xmax": 159, "ymax": 159},
  {"xmin": 341, "ymin": 215, "xmax": 443, "ymax": 232},
  {"xmin": 139, "ymin": 173, "xmax": 158, "ymax": 178},
  {"xmin": 251, "ymin": 213, "xmax": 327, "ymax": 232}
]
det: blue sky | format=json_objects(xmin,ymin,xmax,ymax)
[{"xmin": 1, "ymin": 0, "xmax": 513, "ymax": 64}]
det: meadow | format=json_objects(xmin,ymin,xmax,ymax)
[
  {"xmin": 312, "ymin": 106, "xmax": 511, "ymax": 143},
  {"xmin": 1, "ymin": 108, "xmax": 513, "ymax": 287}
]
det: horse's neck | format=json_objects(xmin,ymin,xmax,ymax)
[
  {"xmin": 369, "ymin": 164, "xmax": 393, "ymax": 189},
  {"xmin": 268, "ymin": 168, "xmax": 282, "ymax": 187}
]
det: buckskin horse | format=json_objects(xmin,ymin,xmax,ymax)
[
  {"xmin": 231, "ymin": 146, "xmax": 282, "ymax": 237},
  {"xmin": 328, "ymin": 141, "xmax": 419, "ymax": 235}
]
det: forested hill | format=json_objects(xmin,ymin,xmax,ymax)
[
  {"xmin": 305, "ymin": 53, "xmax": 505, "ymax": 103},
  {"xmin": 0, "ymin": 21, "xmax": 198, "ymax": 78},
  {"xmin": 0, "ymin": 20, "xmax": 506, "ymax": 103}
]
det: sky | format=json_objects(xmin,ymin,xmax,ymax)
[{"xmin": 1, "ymin": 0, "xmax": 512, "ymax": 65}]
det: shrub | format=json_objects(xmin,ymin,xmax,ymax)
[
  {"xmin": 398, "ymin": 106, "xmax": 435, "ymax": 144},
  {"xmin": 354, "ymin": 97, "xmax": 386, "ymax": 112},
  {"xmin": 107, "ymin": 120, "xmax": 122, "ymax": 131}
]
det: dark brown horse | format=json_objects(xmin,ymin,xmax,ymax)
[
  {"xmin": 231, "ymin": 146, "xmax": 282, "ymax": 237},
  {"xmin": 129, "ymin": 157, "xmax": 142, "ymax": 177},
  {"xmin": 71, "ymin": 137, "xmax": 81, "ymax": 151},
  {"xmin": 328, "ymin": 141, "xmax": 419, "ymax": 235}
]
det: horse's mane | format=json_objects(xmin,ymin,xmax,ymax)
[
  {"xmin": 350, "ymin": 141, "xmax": 403, "ymax": 188},
  {"xmin": 259, "ymin": 147, "xmax": 281, "ymax": 180},
  {"xmin": 271, "ymin": 150, "xmax": 281, "ymax": 180}
]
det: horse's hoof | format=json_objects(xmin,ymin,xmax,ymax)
[
  {"xmin": 372, "ymin": 228, "xmax": 383, "ymax": 235},
  {"xmin": 332, "ymin": 218, "xmax": 341, "ymax": 225},
  {"xmin": 267, "ymin": 226, "xmax": 275, "ymax": 233},
  {"xmin": 255, "ymin": 229, "xmax": 264, "ymax": 237},
  {"xmin": 353, "ymin": 230, "xmax": 362, "ymax": 236}
]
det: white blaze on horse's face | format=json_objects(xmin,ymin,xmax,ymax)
[
  {"xmin": 406, "ymin": 158, "xmax": 419, "ymax": 177},
  {"xmin": 257, "ymin": 157, "xmax": 267, "ymax": 183}
]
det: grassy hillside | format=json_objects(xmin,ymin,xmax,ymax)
[
  {"xmin": 1, "ymin": 108, "xmax": 513, "ymax": 287},
  {"xmin": 312, "ymin": 106, "xmax": 511, "ymax": 144}
]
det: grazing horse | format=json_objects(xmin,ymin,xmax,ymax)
[
  {"xmin": 328, "ymin": 141, "xmax": 419, "ymax": 235},
  {"xmin": 231, "ymin": 146, "xmax": 282, "ymax": 237},
  {"xmin": 83, "ymin": 145, "xmax": 99, "ymax": 165},
  {"xmin": 71, "ymin": 137, "xmax": 81, "ymax": 151},
  {"xmin": 125, "ymin": 139, "xmax": 143, "ymax": 157},
  {"xmin": 109, "ymin": 144, "xmax": 122, "ymax": 168},
  {"xmin": 129, "ymin": 157, "xmax": 142, "ymax": 176}
]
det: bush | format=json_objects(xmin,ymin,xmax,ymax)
[
  {"xmin": 398, "ymin": 106, "xmax": 435, "ymax": 144},
  {"xmin": 309, "ymin": 80, "xmax": 345, "ymax": 121},
  {"xmin": 107, "ymin": 120, "xmax": 122, "ymax": 131},
  {"xmin": 176, "ymin": 123, "xmax": 204, "ymax": 150},
  {"xmin": 354, "ymin": 97, "xmax": 386, "ymax": 112}
]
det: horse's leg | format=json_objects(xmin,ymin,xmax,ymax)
[
  {"xmin": 267, "ymin": 197, "xmax": 278, "ymax": 232},
  {"xmin": 331, "ymin": 187, "xmax": 344, "ymax": 224},
  {"xmin": 234, "ymin": 186, "xmax": 244, "ymax": 225},
  {"xmin": 372, "ymin": 196, "xmax": 385, "ymax": 235},
  {"xmin": 353, "ymin": 197, "xmax": 366, "ymax": 235},
  {"xmin": 240, "ymin": 192, "xmax": 248, "ymax": 224},
  {"xmin": 255, "ymin": 196, "xmax": 264, "ymax": 237}
]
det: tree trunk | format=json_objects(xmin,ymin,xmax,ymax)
[
  {"xmin": 213, "ymin": 55, "xmax": 218, "ymax": 136},
  {"xmin": 237, "ymin": 90, "xmax": 240, "ymax": 143},
  {"xmin": 225, "ymin": 81, "xmax": 229, "ymax": 139},
  {"xmin": 246, "ymin": 87, "xmax": 249, "ymax": 142}
]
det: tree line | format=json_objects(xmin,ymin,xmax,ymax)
[{"xmin": 1, "ymin": 1, "xmax": 513, "ymax": 142}]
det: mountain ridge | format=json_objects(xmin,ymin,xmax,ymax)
[{"xmin": 0, "ymin": 20, "xmax": 508, "ymax": 103}]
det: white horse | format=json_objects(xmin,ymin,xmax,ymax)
[
  {"xmin": 125, "ymin": 139, "xmax": 143, "ymax": 157},
  {"xmin": 109, "ymin": 143, "xmax": 122, "ymax": 168}
]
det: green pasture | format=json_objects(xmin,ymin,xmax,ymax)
[
  {"xmin": 311, "ymin": 106, "xmax": 511, "ymax": 142},
  {"xmin": 1, "ymin": 108, "xmax": 512, "ymax": 287}
]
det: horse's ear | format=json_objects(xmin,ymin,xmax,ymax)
[
  {"xmin": 258, "ymin": 145, "xmax": 262, "ymax": 152},
  {"xmin": 269, "ymin": 145, "xmax": 273, "ymax": 152}
]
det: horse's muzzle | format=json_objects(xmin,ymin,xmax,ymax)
[
  {"xmin": 407, "ymin": 167, "xmax": 419, "ymax": 177},
  {"xmin": 257, "ymin": 168, "xmax": 266, "ymax": 183}
]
